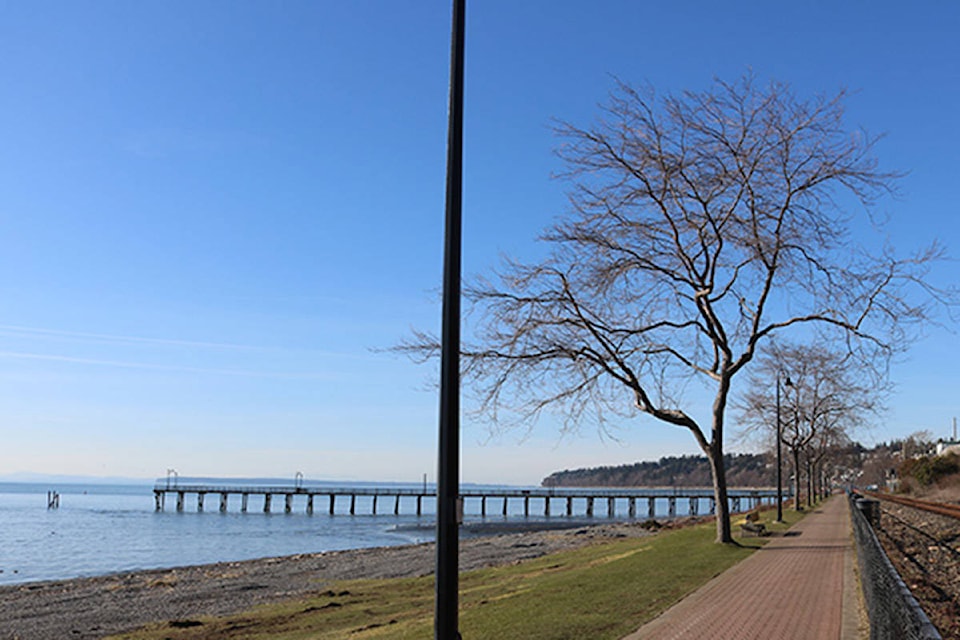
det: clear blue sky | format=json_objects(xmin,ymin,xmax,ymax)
[{"xmin": 1, "ymin": 1, "xmax": 957, "ymax": 485}]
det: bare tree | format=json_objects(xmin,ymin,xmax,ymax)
[
  {"xmin": 808, "ymin": 422, "xmax": 852, "ymax": 501},
  {"xmin": 401, "ymin": 74, "xmax": 950, "ymax": 543},
  {"xmin": 738, "ymin": 342, "xmax": 883, "ymax": 510}
]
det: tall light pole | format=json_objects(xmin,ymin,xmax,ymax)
[
  {"xmin": 776, "ymin": 372, "xmax": 792, "ymax": 523},
  {"xmin": 436, "ymin": 1, "xmax": 465, "ymax": 639}
]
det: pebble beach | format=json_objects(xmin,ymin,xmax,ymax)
[{"xmin": 0, "ymin": 519, "xmax": 682, "ymax": 639}]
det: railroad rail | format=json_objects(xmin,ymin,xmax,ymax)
[{"xmin": 862, "ymin": 491, "xmax": 960, "ymax": 521}]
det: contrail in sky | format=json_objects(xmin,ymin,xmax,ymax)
[
  {"xmin": 0, "ymin": 350, "xmax": 336, "ymax": 379},
  {"xmin": 0, "ymin": 324, "xmax": 268, "ymax": 351}
]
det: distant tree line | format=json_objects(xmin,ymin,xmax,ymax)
[{"xmin": 541, "ymin": 453, "xmax": 773, "ymax": 488}]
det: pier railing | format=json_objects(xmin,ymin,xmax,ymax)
[{"xmin": 152, "ymin": 482, "xmax": 780, "ymax": 520}]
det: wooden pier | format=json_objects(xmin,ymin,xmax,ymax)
[{"xmin": 153, "ymin": 483, "xmax": 780, "ymax": 520}]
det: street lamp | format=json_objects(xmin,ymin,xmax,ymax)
[
  {"xmin": 436, "ymin": 1, "xmax": 466, "ymax": 639},
  {"xmin": 776, "ymin": 372, "xmax": 793, "ymax": 523}
]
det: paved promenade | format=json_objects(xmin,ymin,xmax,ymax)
[{"xmin": 623, "ymin": 495, "xmax": 864, "ymax": 640}]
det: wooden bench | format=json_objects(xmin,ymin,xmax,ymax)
[
  {"xmin": 739, "ymin": 510, "xmax": 769, "ymax": 537},
  {"xmin": 739, "ymin": 521, "xmax": 768, "ymax": 537}
]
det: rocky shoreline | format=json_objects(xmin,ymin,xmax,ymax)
[{"xmin": 0, "ymin": 519, "xmax": 684, "ymax": 639}]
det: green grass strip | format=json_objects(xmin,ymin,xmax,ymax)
[{"xmin": 109, "ymin": 509, "xmax": 806, "ymax": 640}]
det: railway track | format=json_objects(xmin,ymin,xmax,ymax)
[
  {"xmin": 862, "ymin": 490, "xmax": 960, "ymax": 520},
  {"xmin": 861, "ymin": 490, "xmax": 960, "ymax": 638}
]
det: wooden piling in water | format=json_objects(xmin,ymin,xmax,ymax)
[{"xmin": 149, "ymin": 483, "xmax": 778, "ymax": 520}]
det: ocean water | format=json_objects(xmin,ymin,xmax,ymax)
[
  {"xmin": 0, "ymin": 481, "xmax": 438, "ymax": 586},
  {"xmin": 0, "ymin": 480, "xmax": 709, "ymax": 586}
]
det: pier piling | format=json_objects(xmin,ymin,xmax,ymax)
[{"xmin": 150, "ymin": 483, "xmax": 780, "ymax": 520}]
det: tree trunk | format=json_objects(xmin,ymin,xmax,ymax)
[
  {"xmin": 707, "ymin": 373, "xmax": 733, "ymax": 543},
  {"xmin": 792, "ymin": 448, "xmax": 802, "ymax": 511},
  {"xmin": 806, "ymin": 457, "xmax": 813, "ymax": 507},
  {"xmin": 813, "ymin": 462, "xmax": 820, "ymax": 501},
  {"xmin": 706, "ymin": 445, "xmax": 732, "ymax": 543}
]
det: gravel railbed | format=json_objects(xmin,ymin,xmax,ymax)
[
  {"xmin": 0, "ymin": 519, "xmax": 683, "ymax": 639},
  {"xmin": 876, "ymin": 501, "xmax": 960, "ymax": 639}
]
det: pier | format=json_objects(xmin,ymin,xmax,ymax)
[{"xmin": 152, "ymin": 483, "xmax": 780, "ymax": 519}]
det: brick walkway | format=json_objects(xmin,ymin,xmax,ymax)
[{"xmin": 622, "ymin": 495, "xmax": 864, "ymax": 640}]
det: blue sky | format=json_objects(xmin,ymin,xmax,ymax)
[{"xmin": 0, "ymin": 1, "xmax": 957, "ymax": 485}]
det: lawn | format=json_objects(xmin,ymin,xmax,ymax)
[{"xmin": 108, "ymin": 509, "xmax": 805, "ymax": 640}]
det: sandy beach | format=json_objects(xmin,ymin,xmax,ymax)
[{"xmin": 0, "ymin": 519, "xmax": 681, "ymax": 639}]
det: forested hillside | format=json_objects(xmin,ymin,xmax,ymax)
[{"xmin": 541, "ymin": 454, "xmax": 773, "ymax": 487}]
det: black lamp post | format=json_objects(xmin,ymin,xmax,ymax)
[
  {"xmin": 776, "ymin": 372, "xmax": 792, "ymax": 523},
  {"xmin": 436, "ymin": 1, "xmax": 466, "ymax": 639}
]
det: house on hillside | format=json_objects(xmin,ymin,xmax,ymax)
[{"xmin": 936, "ymin": 439, "xmax": 960, "ymax": 456}]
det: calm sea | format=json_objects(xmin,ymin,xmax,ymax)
[{"xmin": 0, "ymin": 480, "xmax": 701, "ymax": 586}]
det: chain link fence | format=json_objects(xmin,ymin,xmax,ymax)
[{"xmin": 849, "ymin": 492, "xmax": 941, "ymax": 640}]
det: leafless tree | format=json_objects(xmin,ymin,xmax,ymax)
[
  {"xmin": 401, "ymin": 74, "xmax": 950, "ymax": 543},
  {"xmin": 738, "ymin": 342, "xmax": 883, "ymax": 509},
  {"xmin": 808, "ymin": 422, "xmax": 853, "ymax": 501}
]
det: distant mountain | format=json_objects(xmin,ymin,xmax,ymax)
[
  {"xmin": 0, "ymin": 472, "xmax": 153, "ymax": 485},
  {"xmin": 541, "ymin": 453, "xmax": 774, "ymax": 487}
]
